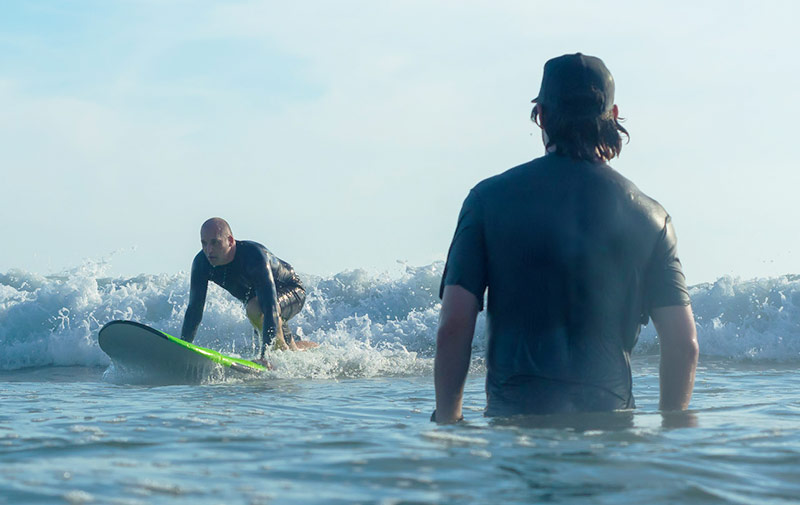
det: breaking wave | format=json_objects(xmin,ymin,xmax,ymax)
[{"xmin": 1, "ymin": 261, "xmax": 799, "ymax": 374}]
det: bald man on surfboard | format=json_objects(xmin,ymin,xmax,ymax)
[{"xmin": 181, "ymin": 217, "xmax": 316, "ymax": 360}]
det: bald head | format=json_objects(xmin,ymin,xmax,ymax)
[
  {"xmin": 201, "ymin": 217, "xmax": 232, "ymax": 237},
  {"xmin": 200, "ymin": 217, "xmax": 236, "ymax": 266}
]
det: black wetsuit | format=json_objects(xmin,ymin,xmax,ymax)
[
  {"xmin": 441, "ymin": 152, "xmax": 691, "ymax": 416},
  {"xmin": 181, "ymin": 240, "xmax": 305, "ymax": 356}
]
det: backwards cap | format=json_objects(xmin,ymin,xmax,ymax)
[{"xmin": 533, "ymin": 53, "xmax": 615, "ymax": 116}]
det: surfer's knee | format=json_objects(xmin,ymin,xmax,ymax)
[{"xmin": 246, "ymin": 297, "xmax": 264, "ymax": 328}]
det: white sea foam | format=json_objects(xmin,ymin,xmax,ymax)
[
  {"xmin": 639, "ymin": 274, "xmax": 800, "ymax": 361},
  {"xmin": 1, "ymin": 262, "xmax": 799, "ymax": 374}
]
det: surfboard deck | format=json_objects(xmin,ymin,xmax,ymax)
[{"xmin": 98, "ymin": 320, "xmax": 266, "ymax": 384}]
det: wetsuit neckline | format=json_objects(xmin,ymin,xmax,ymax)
[{"xmin": 543, "ymin": 150, "xmax": 612, "ymax": 169}]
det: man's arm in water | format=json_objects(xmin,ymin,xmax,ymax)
[
  {"xmin": 652, "ymin": 304, "xmax": 699, "ymax": 411},
  {"xmin": 181, "ymin": 255, "xmax": 209, "ymax": 343},
  {"xmin": 434, "ymin": 284, "xmax": 480, "ymax": 424}
]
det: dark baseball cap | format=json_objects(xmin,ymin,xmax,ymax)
[{"xmin": 533, "ymin": 53, "xmax": 615, "ymax": 116}]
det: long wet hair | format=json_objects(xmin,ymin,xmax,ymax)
[{"xmin": 531, "ymin": 105, "xmax": 629, "ymax": 162}]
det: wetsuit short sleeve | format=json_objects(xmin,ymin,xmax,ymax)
[
  {"xmin": 273, "ymin": 259, "xmax": 306, "ymax": 321},
  {"xmin": 644, "ymin": 216, "xmax": 691, "ymax": 311},
  {"xmin": 440, "ymin": 189, "xmax": 488, "ymax": 309}
]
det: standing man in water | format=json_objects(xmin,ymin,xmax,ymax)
[
  {"xmin": 181, "ymin": 217, "xmax": 316, "ymax": 360},
  {"xmin": 434, "ymin": 53, "xmax": 699, "ymax": 423}
]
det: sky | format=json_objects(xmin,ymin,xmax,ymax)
[{"xmin": 1, "ymin": 0, "xmax": 799, "ymax": 285}]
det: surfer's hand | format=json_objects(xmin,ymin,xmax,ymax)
[
  {"xmin": 272, "ymin": 337, "xmax": 289, "ymax": 351},
  {"xmin": 254, "ymin": 357, "xmax": 274, "ymax": 370}
]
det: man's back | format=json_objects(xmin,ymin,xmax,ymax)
[
  {"xmin": 441, "ymin": 153, "xmax": 690, "ymax": 415},
  {"xmin": 433, "ymin": 53, "xmax": 697, "ymax": 424}
]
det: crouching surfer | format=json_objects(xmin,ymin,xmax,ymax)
[{"xmin": 180, "ymin": 217, "xmax": 317, "ymax": 365}]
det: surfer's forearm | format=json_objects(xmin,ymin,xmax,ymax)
[
  {"xmin": 434, "ymin": 338, "xmax": 470, "ymax": 423},
  {"xmin": 254, "ymin": 277, "xmax": 282, "ymax": 350},
  {"xmin": 183, "ymin": 273, "xmax": 208, "ymax": 342},
  {"xmin": 653, "ymin": 305, "xmax": 699, "ymax": 411},
  {"xmin": 260, "ymin": 322, "xmax": 286, "ymax": 356},
  {"xmin": 434, "ymin": 285, "xmax": 479, "ymax": 423},
  {"xmin": 181, "ymin": 306, "xmax": 203, "ymax": 342},
  {"xmin": 257, "ymin": 304, "xmax": 282, "ymax": 350}
]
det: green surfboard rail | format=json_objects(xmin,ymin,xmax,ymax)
[{"xmin": 159, "ymin": 330, "xmax": 267, "ymax": 371}]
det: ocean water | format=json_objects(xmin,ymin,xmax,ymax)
[{"xmin": 1, "ymin": 263, "xmax": 799, "ymax": 504}]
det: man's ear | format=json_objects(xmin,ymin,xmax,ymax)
[
  {"xmin": 612, "ymin": 104, "xmax": 619, "ymax": 120},
  {"xmin": 532, "ymin": 103, "xmax": 544, "ymax": 129}
]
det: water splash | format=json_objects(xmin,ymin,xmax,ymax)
[
  {"xmin": 1, "ymin": 261, "xmax": 799, "ymax": 374},
  {"xmin": 638, "ymin": 274, "xmax": 800, "ymax": 360}
]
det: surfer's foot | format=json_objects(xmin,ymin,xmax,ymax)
[
  {"xmin": 281, "ymin": 326, "xmax": 314, "ymax": 351},
  {"xmin": 294, "ymin": 341, "xmax": 319, "ymax": 350},
  {"xmin": 271, "ymin": 335, "xmax": 298, "ymax": 351},
  {"xmin": 272, "ymin": 339, "xmax": 289, "ymax": 351},
  {"xmin": 272, "ymin": 339, "xmax": 314, "ymax": 351}
]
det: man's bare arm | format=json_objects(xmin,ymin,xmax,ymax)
[
  {"xmin": 434, "ymin": 284, "xmax": 480, "ymax": 423},
  {"xmin": 651, "ymin": 304, "xmax": 699, "ymax": 411}
]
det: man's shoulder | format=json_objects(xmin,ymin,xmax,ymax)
[
  {"xmin": 594, "ymin": 166, "xmax": 671, "ymax": 223},
  {"xmin": 238, "ymin": 240, "xmax": 260, "ymax": 250},
  {"xmin": 469, "ymin": 154, "xmax": 670, "ymax": 225},
  {"xmin": 192, "ymin": 250, "xmax": 210, "ymax": 269},
  {"xmin": 594, "ymin": 166, "xmax": 672, "ymax": 232},
  {"xmin": 472, "ymin": 154, "xmax": 589, "ymax": 194},
  {"xmin": 190, "ymin": 251, "xmax": 212, "ymax": 281},
  {"xmin": 238, "ymin": 240, "xmax": 272, "ymax": 256},
  {"xmin": 237, "ymin": 240, "xmax": 278, "ymax": 267},
  {"xmin": 471, "ymin": 158, "xmax": 540, "ymax": 195}
]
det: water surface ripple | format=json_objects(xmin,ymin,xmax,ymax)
[{"xmin": 1, "ymin": 357, "xmax": 798, "ymax": 504}]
